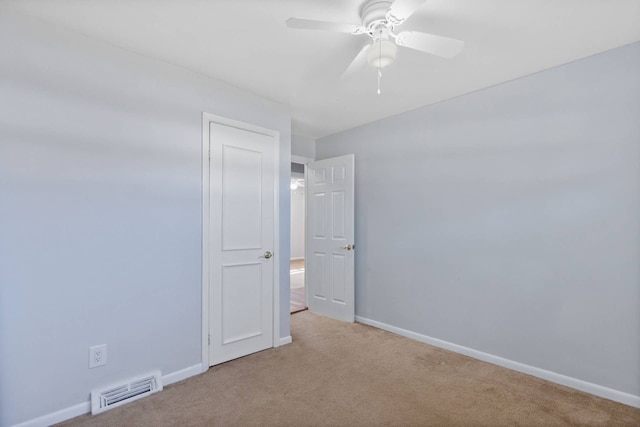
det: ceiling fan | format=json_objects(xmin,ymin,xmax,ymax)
[{"xmin": 286, "ymin": 0, "xmax": 464, "ymax": 92}]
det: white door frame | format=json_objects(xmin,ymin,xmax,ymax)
[{"xmin": 201, "ymin": 112, "xmax": 281, "ymax": 371}]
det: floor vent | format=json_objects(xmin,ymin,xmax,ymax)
[{"xmin": 91, "ymin": 371, "xmax": 163, "ymax": 415}]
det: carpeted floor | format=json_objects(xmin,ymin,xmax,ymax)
[{"xmin": 59, "ymin": 311, "xmax": 640, "ymax": 426}]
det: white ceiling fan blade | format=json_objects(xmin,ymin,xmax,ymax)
[
  {"xmin": 286, "ymin": 18, "xmax": 364, "ymax": 35},
  {"xmin": 341, "ymin": 44, "xmax": 371, "ymax": 80},
  {"xmin": 395, "ymin": 31, "xmax": 464, "ymax": 59},
  {"xmin": 386, "ymin": 0, "xmax": 428, "ymax": 25}
]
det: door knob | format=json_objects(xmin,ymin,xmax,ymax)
[
  {"xmin": 341, "ymin": 244, "xmax": 353, "ymax": 251},
  {"xmin": 263, "ymin": 251, "xmax": 273, "ymax": 259}
]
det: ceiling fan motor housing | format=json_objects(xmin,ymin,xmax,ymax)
[{"xmin": 361, "ymin": 0, "xmax": 394, "ymax": 31}]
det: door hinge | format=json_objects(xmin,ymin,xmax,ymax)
[{"xmin": 208, "ymin": 334, "xmax": 210, "ymax": 345}]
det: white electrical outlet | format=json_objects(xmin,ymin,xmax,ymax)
[{"xmin": 89, "ymin": 344, "xmax": 107, "ymax": 368}]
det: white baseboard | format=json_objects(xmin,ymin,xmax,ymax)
[
  {"xmin": 12, "ymin": 401, "xmax": 91, "ymax": 427},
  {"xmin": 162, "ymin": 363, "xmax": 202, "ymax": 386},
  {"xmin": 279, "ymin": 335, "xmax": 293, "ymax": 346},
  {"xmin": 290, "ymin": 257, "xmax": 304, "ymax": 261},
  {"xmin": 355, "ymin": 316, "xmax": 640, "ymax": 409},
  {"xmin": 12, "ymin": 363, "xmax": 203, "ymax": 427}
]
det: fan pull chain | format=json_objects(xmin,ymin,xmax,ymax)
[{"xmin": 377, "ymin": 38, "xmax": 382, "ymax": 95}]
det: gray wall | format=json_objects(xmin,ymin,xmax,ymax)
[
  {"xmin": 317, "ymin": 42, "xmax": 640, "ymax": 397},
  {"xmin": 0, "ymin": 10, "xmax": 291, "ymax": 426},
  {"xmin": 292, "ymin": 134, "xmax": 316, "ymax": 159}
]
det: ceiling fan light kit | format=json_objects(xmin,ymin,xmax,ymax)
[
  {"xmin": 367, "ymin": 39, "xmax": 397, "ymax": 68},
  {"xmin": 286, "ymin": 0, "xmax": 464, "ymax": 94}
]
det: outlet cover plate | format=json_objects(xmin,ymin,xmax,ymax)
[{"xmin": 89, "ymin": 344, "xmax": 107, "ymax": 368}]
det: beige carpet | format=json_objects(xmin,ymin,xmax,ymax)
[{"xmin": 59, "ymin": 311, "xmax": 640, "ymax": 426}]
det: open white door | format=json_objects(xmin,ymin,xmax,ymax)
[
  {"xmin": 204, "ymin": 115, "xmax": 278, "ymax": 366},
  {"xmin": 305, "ymin": 154, "xmax": 355, "ymax": 322}
]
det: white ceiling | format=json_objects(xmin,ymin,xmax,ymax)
[{"xmin": 4, "ymin": 0, "xmax": 640, "ymax": 139}]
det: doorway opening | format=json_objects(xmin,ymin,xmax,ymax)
[{"xmin": 290, "ymin": 162, "xmax": 307, "ymax": 313}]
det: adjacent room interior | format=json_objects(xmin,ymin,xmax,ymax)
[
  {"xmin": 290, "ymin": 162, "xmax": 307, "ymax": 314},
  {"xmin": 1, "ymin": 1, "xmax": 639, "ymax": 426}
]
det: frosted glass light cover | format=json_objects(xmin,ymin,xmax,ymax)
[{"xmin": 367, "ymin": 40, "xmax": 397, "ymax": 68}]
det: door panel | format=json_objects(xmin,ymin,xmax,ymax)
[
  {"xmin": 313, "ymin": 193, "xmax": 326, "ymax": 237},
  {"xmin": 305, "ymin": 154, "xmax": 355, "ymax": 322},
  {"xmin": 332, "ymin": 254, "xmax": 346, "ymax": 303},
  {"xmin": 332, "ymin": 191, "xmax": 345, "ymax": 238},
  {"xmin": 333, "ymin": 164, "xmax": 346, "ymax": 182},
  {"xmin": 312, "ymin": 253, "xmax": 326, "ymax": 299},
  {"xmin": 221, "ymin": 145, "xmax": 263, "ymax": 250},
  {"xmin": 221, "ymin": 263, "xmax": 263, "ymax": 344},
  {"xmin": 209, "ymin": 121, "xmax": 275, "ymax": 366}
]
